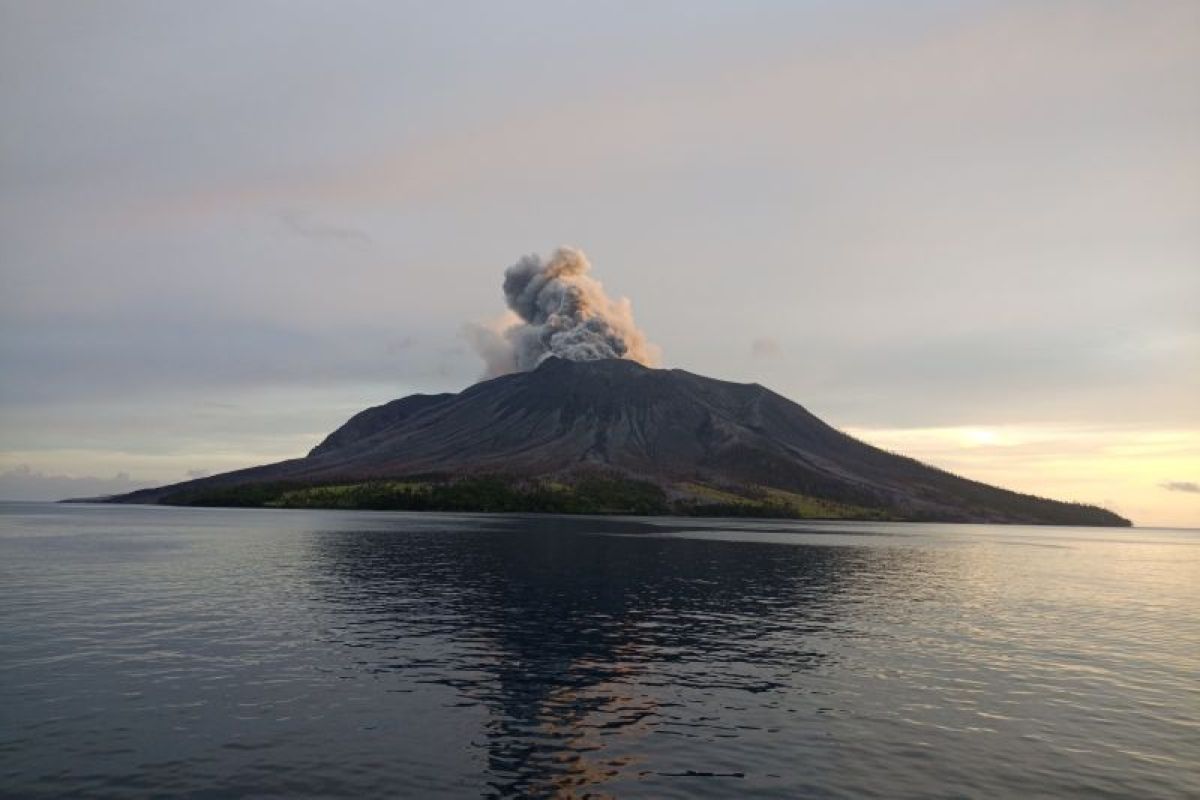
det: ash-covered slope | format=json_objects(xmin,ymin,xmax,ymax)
[{"xmin": 110, "ymin": 358, "xmax": 1128, "ymax": 525}]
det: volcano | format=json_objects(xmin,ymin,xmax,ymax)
[{"xmin": 106, "ymin": 358, "xmax": 1128, "ymax": 526}]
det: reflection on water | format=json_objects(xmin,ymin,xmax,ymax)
[
  {"xmin": 1, "ymin": 504, "xmax": 1197, "ymax": 799},
  {"xmin": 312, "ymin": 518, "xmax": 879, "ymax": 796}
]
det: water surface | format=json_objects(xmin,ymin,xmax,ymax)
[{"xmin": 1, "ymin": 503, "xmax": 1197, "ymax": 798}]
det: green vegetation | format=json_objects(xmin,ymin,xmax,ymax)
[
  {"xmin": 161, "ymin": 473, "xmax": 894, "ymax": 520},
  {"xmin": 271, "ymin": 481, "xmax": 432, "ymax": 509},
  {"xmin": 164, "ymin": 474, "xmax": 671, "ymax": 516},
  {"xmin": 164, "ymin": 481, "xmax": 298, "ymax": 508},
  {"xmin": 673, "ymin": 482, "xmax": 891, "ymax": 520}
]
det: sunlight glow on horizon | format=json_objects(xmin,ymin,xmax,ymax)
[
  {"xmin": 2, "ymin": 422, "xmax": 1197, "ymax": 529},
  {"xmin": 845, "ymin": 424, "xmax": 1200, "ymax": 528},
  {"xmin": 1, "ymin": 2, "xmax": 1195, "ymax": 524}
]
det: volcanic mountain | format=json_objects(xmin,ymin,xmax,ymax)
[{"xmin": 108, "ymin": 358, "xmax": 1128, "ymax": 526}]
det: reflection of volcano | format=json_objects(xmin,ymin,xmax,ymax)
[{"xmin": 309, "ymin": 516, "xmax": 900, "ymax": 796}]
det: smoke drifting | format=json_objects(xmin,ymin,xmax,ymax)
[{"xmin": 467, "ymin": 247, "xmax": 657, "ymax": 378}]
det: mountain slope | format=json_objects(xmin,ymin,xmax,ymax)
[{"xmin": 108, "ymin": 358, "xmax": 1129, "ymax": 525}]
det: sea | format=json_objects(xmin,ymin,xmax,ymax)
[{"xmin": 1, "ymin": 502, "xmax": 1196, "ymax": 798}]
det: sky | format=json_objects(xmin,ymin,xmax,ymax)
[{"xmin": 1, "ymin": 0, "xmax": 1197, "ymax": 526}]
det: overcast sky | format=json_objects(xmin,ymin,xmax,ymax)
[{"xmin": 2, "ymin": 0, "xmax": 1197, "ymax": 525}]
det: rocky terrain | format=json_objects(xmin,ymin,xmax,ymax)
[{"xmin": 105, "ymin": 358, "xmax": 1129, "ymax": 526}]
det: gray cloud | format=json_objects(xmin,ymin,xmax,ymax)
[
  {"xmin": 751, "ymin": 338, "xmax": 781, "ymax": 358},
  {"xmin": 717, "ymin": 325, "xmax": 1200, "ymax": 429},
  {"xmin": 0, "ymin": 2, "xmax": 1197, "ymax": 524},
  {"xmin": 0, "ymin": 314, "xmax": 460, "ymax": 405},
  {"xmin": 469, "ymin": 247, "xmax": 657, "ymax": 377},
  {"xmin": 1160, "ymin": 481, "xmax": 1200, "ymax": 494},
  {"xmin": 0, "ymin": 465, "xmax": 149, "ymax": 501},
  {"xmin": 280, "ymin": 210, "xmax": 371, "ymax": 246}
]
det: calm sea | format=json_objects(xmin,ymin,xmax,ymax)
[{"xmin": 1, "ymin": 502, "xmax": 1196, "ymax": 798}]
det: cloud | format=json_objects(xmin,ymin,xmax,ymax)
[
  {"xmin": 0, "ymin": 314, "xmax": 457, "ymax": 405},
  {"xmin": 751, "ymin": 338, "xmax": 781, "ymax": 358},
  {"xmin": 386, "ymin": 336, "xmax": 417, "ymax": 355},
  {"xmin": 468, "ymin": 248, "xmax": 658, "ymax": 377},
  {"xmin": 841, "ymin": 425, "xmax": 1200, "ymax": 527},
  {"xmin": 0, "ymin": 464, "xmax": 149, "ymax": 501},
  {"xmin": 1159, "ymin": 481, "xmax": 1199, "ymax": 494},
  {"xmin": 462, "ymin": 315, "xmax": 521, "ymax": 380},
  {"xmin": 0, "ymin": 1, "xmax": 1195, "ymax": 525},
  {"xmin": 280, "ymin": 209, "xmax": 371, "ymax": 246}
]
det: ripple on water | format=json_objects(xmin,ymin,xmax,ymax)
[{"xmin": 1, "ymin": 504, "xmax": 1197, "ymax": 798}]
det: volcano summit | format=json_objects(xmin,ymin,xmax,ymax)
[
  {"xmin": 101, "ymin": 247, "xmax": 1128, "ymax": 525},
  {"xmin": 105, "ymin": 358, "xmax": 1128, "ymax": 526}
]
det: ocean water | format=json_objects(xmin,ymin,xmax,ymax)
[{"xmin": 0, "ymin": 503, "xmax": 1196, "ymax": 799}]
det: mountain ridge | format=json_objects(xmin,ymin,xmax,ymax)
[{"xmin": 104, "ymin": 358, "xmax": 1130, "ymax": 526}]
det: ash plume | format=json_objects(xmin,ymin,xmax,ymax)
[{"xmin": 467, "ymin": 247, "xmax": 657, "ymax": 378}]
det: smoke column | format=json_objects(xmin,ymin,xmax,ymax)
[{"xmin": 466, "ymin": 247, "xmax": 657, "ymax": 378}]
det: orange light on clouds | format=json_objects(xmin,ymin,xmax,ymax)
[{"xmin": 844, "ymin": 425, "xmax": 1200, "ymax": 528}]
